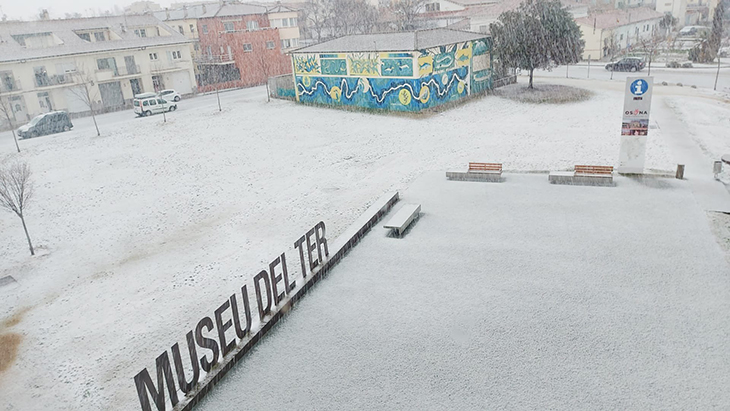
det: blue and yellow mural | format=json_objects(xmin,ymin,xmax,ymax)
[{"xmin": 292, "ymin": 37, "xmax": 492, "ymax": 112}]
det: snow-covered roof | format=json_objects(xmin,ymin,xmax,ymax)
[
  {"xmin": 0, "ymin": 15, "xmax": 191, "ymax": 64},
  {"xmin": 153, "ymin": 4, "xmax": 219, "ymax": 21},
  {"xmin": 575, "ymin": 8, "xmax": 665, "ymax": 29},
  {"xmin": 293, "ymin": 29, "xmax": 488, "ymax": 53},
  {"xmin": 199, "ymin": 3, "xmax": 268, "ymax": 18}
]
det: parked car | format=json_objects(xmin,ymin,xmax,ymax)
[
  {"xmin": 133, "ymin": 94, "xmax": 177, "ymax": 117},
  {"xmin": 678, "ymin": 26, "xmax": 709, "ymax": 38},
  {"xmin": 158, "ymin": 89, "xmax": 181, "ymax": 102},
  {"xmin": 605, "ymin": 57, "xmax": 645, "ymax": 72},
  {"xmin": 17, "ymin": 111, "xmax": 73, "ymax": 139}
]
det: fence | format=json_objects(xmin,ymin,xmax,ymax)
[
  {"xmin": 267, "ymin": 74, "xmax": 296, "ymax": 100},
  {"xmin": 492, "ymin": 75, "xmax": 517, "ymax": 89}
]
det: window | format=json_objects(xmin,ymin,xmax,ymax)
[
  {"xmin": 224, "ymin": 22, "xmax": 235, "ymax": 32},
  {"xmin": 170, "ymin": 50, "xmax": 182, "ymax": 60},
  {"xmin": 282, "ymin": 18, "xmax": 289, "ymax": 27},
  {"xmin": 94, "ymin": 31, "xmax": 106, "ymax": 42},
  {"xmin": 247, "ymin": 20, "xmax": 259, "ymax": 30},
  {"xmin": 96, "ymin": 57, "xmax": 116, "ymax": 71},
  {"xmin": 149, "ymin": 52, "xmax": 158, "ymax": 60},
  {"xmin": 243, "ymin": 43, "xmax": 253, "ymax": 52},
  {"xmin": 149, "ymin": 99, "xmax": 157, "ymax": 106},
  {"xmin": 266, "ymin": 40, "xmax": 275, "ymax": 49},
  {"xmin": 77, "ymin": 32, "xmax": 91, "ymax": 42},
  {"xmin": 202, "ymin": 25, "xmax": 208, "ymax": 34},
  {"xmin": 289, "ymin": 18, "xmax": 297, "ymax": 27},
  {"xmin": 143, "ymin": 100, "xmax": 149, "ymax": 106},
  {"xmin": 291, "ymin": 38, "xmax": 299, "ymax": 47},
  {"xmin": 190, "ymin": 24, "xmax": 195, "ymax": 33},
  {"xmin": 179, "ymin": 26, "xmax": 184, "ymax": 34},
  {"xmin": 425, "ymin": 2, "xmax": 441, "ymax": 11},
  {"xmin": 194, "ymin": 43, "xmax": 200, "ymax": 51},
  {"xmin": 134, "ymin": 28, "xmax": 147, "ymax": 38},
  {"xmin": 157, "ymin": 99, "xmax": 166, "ymax": 105},
  {"xmin": 281, "ymin": 39, "xmax": 290, "ymax": 49},
  {"xmin": 620, "ymin": 34, "xmax": 624, "ymax": 40}
]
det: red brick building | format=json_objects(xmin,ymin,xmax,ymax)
[{"xmin": 196, "ymin": 3, "xmax": 291, "ymax": 92}]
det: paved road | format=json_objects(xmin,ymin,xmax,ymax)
[{"xmin": 534, "ymin": 63, "xmax": 730, "ymax": 92}]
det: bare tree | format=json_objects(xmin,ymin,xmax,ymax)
[
  {"xmin": 388, "ymin": 0, "xmax": 427, "ymax": 31},
  {"xmin": 150, "ymin": 62, "xmax": 168, "ymax": 122},
  {"xmin": 638, "ymin": 30, "xmax": 664, "ymax": 76},
  {"xmin": 0, "ymin": 93, "xmax": 20, "ymax": 153},
  {"xmin": 302, "ymin": 0, "xmax": 334, "ymax": 42},
  {"xmin": 0, "ymin": 160, "xmax": 35, "ymax": 256},
  {"xmin": 67, "ymin": 63, "xmax": 101, "ymax": 136}
]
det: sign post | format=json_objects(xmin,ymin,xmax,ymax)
[{"xmin": 618, "ymin": 76, "xmax": 653, "ymax": 174}]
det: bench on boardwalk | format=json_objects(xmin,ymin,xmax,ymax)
[
  {"xmin": 549, "ymin": 165, "xmax": 614, "ymax": 186},
  {"xmin": 383, "ymin": 203, "xmax": 421, "ymax": 237},
  {"xmin": 446, "ymin": 162, "xmax": 503, "ymax": 182}
]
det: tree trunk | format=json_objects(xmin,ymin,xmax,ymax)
[
  {"xmin": 648, "ymin": 53, "xmax": 652, "ymax": 76},
  {"xmin": 11, "ymin": 129, "xmax": 20, "ymax": 153},
  {"xmin": 265, "ymin": 80, "xmax": 271, "ymax": 103},
  {"xmin": 216, "ymin": 87, "xmax": 222, "ymax": 112},
  {"xmin": 91, "ymin": 110, "xmax": 100, "ymax": 136},
  {"xmin": 528, "ymin": 68, "xmax": 534, "ymax": 89},
  {"xmin": 20, "ymin": 214, "xmax": 34, "ymax": 256}
]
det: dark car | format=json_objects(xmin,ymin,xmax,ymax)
[
  {"xmin": 17, "ymin": 111, "xmax": 73, "ymax": 139},
  {"xmin": 605, "ymin": 57, "xmax": 645, "ymax": 72}
]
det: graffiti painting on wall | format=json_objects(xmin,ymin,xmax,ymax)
[
  {"xmin": 348, "ymin": 53, "xmax": 380, "ymax": 76},
  {"xmin": 293, "ymin": 54, "xmax": 320, "ymax": 75},
  {"xmin": 292, "ymin": 38, "xmax": 492, "ymax": 112}
]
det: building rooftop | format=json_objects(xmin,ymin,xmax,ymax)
[
  {"xmin": 293, "ymin": 28, "xmax": 488, "ymax": 53},
  {"xmin": 0, "ymin": 15, "xmax": 191, "ymax": 64},
  {"xmin": 575, "ymin": 7, "xmax": 665, "ymax": 29},
  {"xmin": 199, "ymin": 2, "xmax": 268, "ymax": 18},
  {"xmin": 153, "ymin": 4, "xmax": 219, "ymax": 21}
]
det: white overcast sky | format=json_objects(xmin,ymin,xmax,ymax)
[{"xmin": 1, "ymin": 1, "xmax": 174, "ymax": 20}]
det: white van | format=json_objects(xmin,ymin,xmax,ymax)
[{"xmin": 133, "ymin": 93, "xmax": 177, "ymax": 117}]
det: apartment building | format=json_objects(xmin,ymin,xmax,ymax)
[
  {"xmin": 576, "ymin": 8, "xmax": 664, "ymax": 60},
  {"xmin": 195, "ymin": 3, "xmax": 291, "ymax": 92},
  {"xmin": 0, "ymin": 15, "xmax": 195, "ymax": 127}
]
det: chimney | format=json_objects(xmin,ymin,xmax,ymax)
[
  {"xmin": 183, "ymin": 5, "xmax": 188, "ymax": 18},
  {"xmin": 166, "ymin": 8, "xmax": 170, "ymax": 20},
  {"xmin": 40, "ymin": 9, "xmax": 50, "ymax": 20},
  {"xmin": 202, "ymin": 4, "xmax": 207, "ymax": 14}
]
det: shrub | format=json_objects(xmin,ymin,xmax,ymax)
[{"xmin": 682, "ymin": 62, "xmax": 693, "ymax": 68}]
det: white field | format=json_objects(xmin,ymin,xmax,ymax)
[{"xmin": 0, "ymin": 79, "xmax": 728, "ymax": 409}]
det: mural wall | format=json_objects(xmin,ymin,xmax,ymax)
[{"xmin": 292, "ymin": 38, "xmax": 492, "ymax": 112}]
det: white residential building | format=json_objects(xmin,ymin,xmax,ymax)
[
  {"xmin": 0, "ymin": 15, "xmax": 195, "ymax": 128},
  {"xmin": 576, "ymin": 8, "xmax": 665, "ymax": 60}
]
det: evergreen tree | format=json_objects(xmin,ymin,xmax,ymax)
[{"xmin": 490, "ymin": 0, "xmax": 584, "ymax": 89}]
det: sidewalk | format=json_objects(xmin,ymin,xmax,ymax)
[{"xmin": 655, "ymin": 96, "xmax": 730, "ymax": 213}]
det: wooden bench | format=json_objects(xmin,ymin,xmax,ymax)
[
  {"xmin": 383, "ymin": 203, "xmax": 421, "ymax": 237},
  {"xmin": 549, "ymin": 165, "xmax": 614, "ymax": 186},
  {"xmin": 446, "ymin": 162, "xmax": 503, "ymax": 182}
]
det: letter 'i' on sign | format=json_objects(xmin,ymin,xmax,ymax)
[{"xmin": 619, "ymin": 76, "xmax": 653, "ymax": 174}]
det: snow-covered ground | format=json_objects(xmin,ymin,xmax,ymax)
[
  {"xmin": 198, "ymin": 172, "xmax": 730, "ymax": 410},
  {"xmin": 0, "ymin": 80, "xmax": 727, "ymax": 409}
]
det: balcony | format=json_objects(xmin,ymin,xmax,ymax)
[
  {"xmin": 151, "ymin": 60, "xmax": 193, "ymax": 72},
  {"xmin": 35, "ymin": 73, "xmax": 75, "ymax": 88},
  {"xmin": 194, "ymin": 55, "xmax": 235, "ymax": 65},
  {"xmin": 95, "ymin": 65, "xmax": 141, "ymax": 81},
  {"xmin": 0, "ymin": 78, "xmax": 21, "ymax": 93}
]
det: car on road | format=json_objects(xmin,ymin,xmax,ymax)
[
  {"xmin": 158, "ymin": 89, "xmax": 181, "ymax": 102},
  {"xmin": 17, "ymin": 111, "xmax": 73, "ymax": 139},
  {"xmin": 605, "ymin": 57, "xmax": 645, "ymax": 72},
  {"xmin": 133, "ymin": 94, "xmax": 177, "ymax": 117}
]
